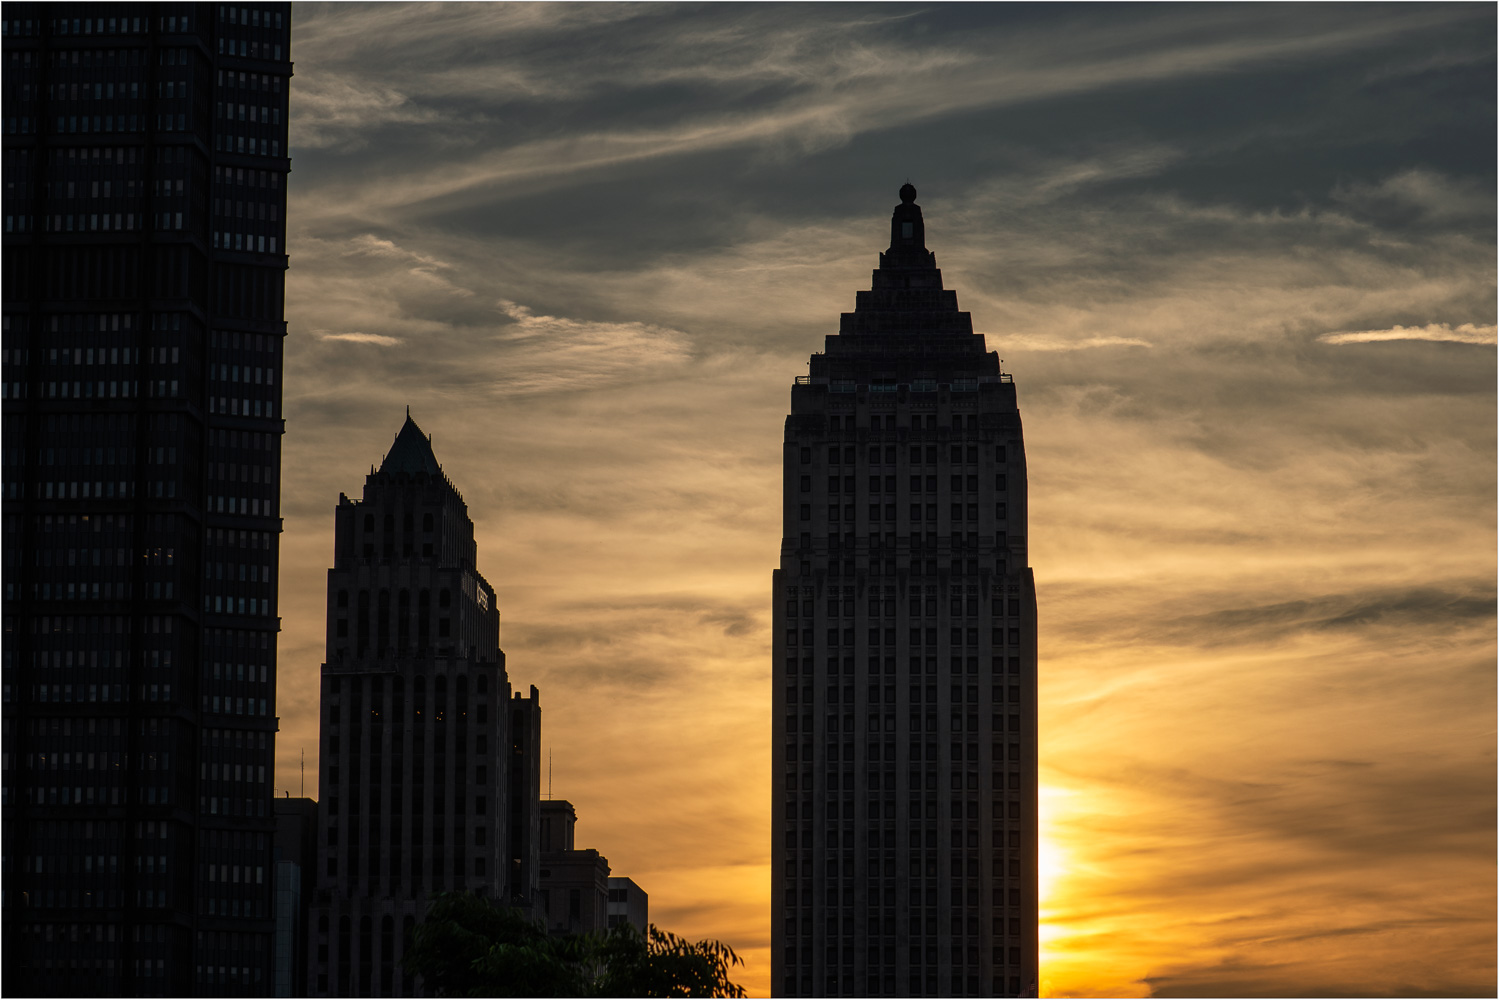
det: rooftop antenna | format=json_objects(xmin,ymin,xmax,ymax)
[
  {"xmin": 547, "ymin": 749, "xmax": 553, "ymax": 800},
  {"xmin": 300, "ymin": 747, "xmax": 305, "ymax": 798}
]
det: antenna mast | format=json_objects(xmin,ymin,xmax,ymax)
[
  {"xmin": 548, "ymin": 749, "xmax": 552, "ymax": 800},
  {"xmin": 300, "ymin": 747, "xmax": 305, "ymax": 798}
]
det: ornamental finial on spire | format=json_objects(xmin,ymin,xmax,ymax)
[{"xmin": 888, "ymin": 183, "xmax": 927, "ymax": 254}]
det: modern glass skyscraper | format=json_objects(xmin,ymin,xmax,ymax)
[
  {"xmin": 1, "ymin": 5, "xmax": 292, "ymax": 995},
  {"xmin": 772, "ymin": 186, "xmax": 1039, "ymax": 998}
]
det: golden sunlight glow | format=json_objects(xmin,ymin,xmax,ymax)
[
  {"xmin": 1036, "ymin": 784, "xmax": 1070, "ymax": 908},
  {"xmin": 1037, "ymin": 783, "xmax": 1072, "ymax": 998},
  {"xmin": 274, "ymin": 13, "xmax": 1499, "ymax": 995}
]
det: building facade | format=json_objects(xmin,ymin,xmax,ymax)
[
  {"xmin": 273, "ymin": 796, "xmax": 317, "ymax": 998},
  {"xmin": 771, "ymin": 186, "xmax": 1039, "ymax": 998},
  {"xmin": 538, "ymin": 799, "xmax": 611, "ymax": 937},
  {"xmin": 606, "ymin": 876, "xmax": 649, "ymax": 934},
  {"xmin": 1, "ymin": 4, "xmax": 292, "ymax": 996},
  {"xmin": 309, "ymin": 415, "xmax": 542, "ymax": 997}
]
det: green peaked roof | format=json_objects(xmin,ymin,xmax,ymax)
[{"xmin": 379, "ymin": 412, "xmax": 442, "ymax": 477}]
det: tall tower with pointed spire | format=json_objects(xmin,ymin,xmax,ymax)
[
  {"xmin": 309, "ymin": 414, "xmax": 542, "ymax": 997},
  {"xmin": 772, "ymin": 187, "xmax": 1039, "ymax": 998}
]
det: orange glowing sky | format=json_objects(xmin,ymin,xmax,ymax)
[{"xmin": 277, "ymin": 5, "xmax": 1496, "ymax": 996}]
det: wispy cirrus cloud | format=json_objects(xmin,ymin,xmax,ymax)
[
  {"xmin": 289, "ymin": 3, "xmax": 1489, "ymax": 224},
  {"xmin": 1319, "ymin": 322, "xmax": 1496, "ymax": 345},
  {"xmin": 1006, "ymin": 335, "xmax": 1154, "ymax": 351},
  {"xmin": 1332, "ymin": 168, "xmax": 1495, "ymax": 226},
  {"xmin": 280, "ymin": 6, "xmax": 1496, "ymax": 996},
  {"xmin": 318, "ymin": 331, "xmax": 402, "ymax": 346}
]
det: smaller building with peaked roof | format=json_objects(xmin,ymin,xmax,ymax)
[{"xmin": 308, "ymin": 414, "xmax": 542, "ymax": 997}]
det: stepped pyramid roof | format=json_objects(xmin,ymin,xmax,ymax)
[{"xmin": 809, "ymin": 184, "xmax": 998, "ymax": 384}]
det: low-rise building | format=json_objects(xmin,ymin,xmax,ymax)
[
  {"xmin": 538, "ymin": 799, "xmax": 611, "ymax": 936},
  {"xmin": 606, "ymin": 877, "xmax": 649, "ymax": 934}
]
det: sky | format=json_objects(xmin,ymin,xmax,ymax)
[{"xmin": 275, "ymin": 5, "xmax": 1496, "ymax": 996}]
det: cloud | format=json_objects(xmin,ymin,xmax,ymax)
[
  {"xmin": 340, "ymin": 233, "xmax": 452, "ymax": 271},
  {"xmin": 288, "ymin": 3, "xmax": 1488, "ymax": 226},
  {"xmin": 1007, "ymin": 335, "xmax": 1154, "ymax": 351},
  {"xmin": 485, "ymin": 300, "xmax": 694, "ymax": 394},
  {"xmin": 291, "ymin": 74, "xmax": 448, "ymax": 151},
  {"xmin": 1319, "ymin": 322, "xmax": 1497, "ymax": 345},
  {"xmin": 318, "ymin": 331, "xmax": 402, "ymax": 346},
  {"xmin": 275, "ymin": 7, "xmax": 1497, "ymax": 996},
  {"xmin": 1331, "ymin": 168, "xmax": 1495, "ymax": 225},
  {"xmin": 1086, "ymin": 583, "xmax": 1499, "ymax": 649}
]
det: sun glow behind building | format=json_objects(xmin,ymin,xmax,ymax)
[
  {"xmin": 772, "ymin": 186, "xmax": 1039, "ymax": 998},
  {"xmin": 259, "ymin": 6, "xmax": 1493, "ymax": 997}
]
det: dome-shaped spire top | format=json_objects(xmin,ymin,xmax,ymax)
[{"xmin": 899, "ymin": 182, "xmax": 917, "ymax": 204}]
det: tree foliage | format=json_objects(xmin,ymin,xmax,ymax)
[{"xmin": 404, "ymin": 892, "xmax": 747, "ymax": 998}]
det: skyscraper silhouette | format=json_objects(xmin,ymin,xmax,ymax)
[
  {"xmin": 310, "ymin": 415, "xmax": 542, "ymax": 997},
  {"xmin": 1, "ymin": 4, "xmax": 292, "ymax": 995},
  {"xmin": 772, "ymin": 186, "xmax": 1039, "ymax": 998}
]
